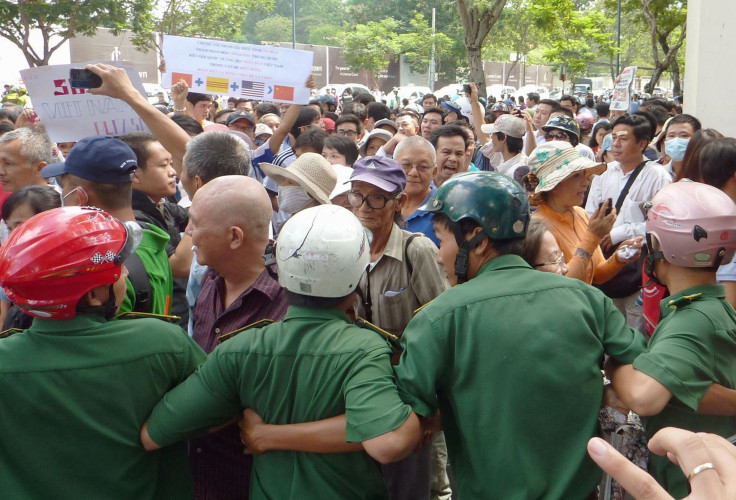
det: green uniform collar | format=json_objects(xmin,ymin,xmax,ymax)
[
  {"xmin": 283, "ymin": 305, "xmax": 352, "ymax": 323},
  {"xmin": 476, "ymin": 253, "xmax": 532, "ymax": 277},
  {"xmin": 659, "ymin": 283, "xmax": 725, "ymax": 319},
  {"xmin": 30, "ymin": 314, "xmax": 108, "ymax": 335}
]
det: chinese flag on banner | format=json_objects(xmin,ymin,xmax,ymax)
[
  {"xmin": 171, "ymin": 72, "xmax": 193, "ymax": 87},
  {"xmin": 273, "ymin": 85, "xmax": 295, "ymax": 101}
]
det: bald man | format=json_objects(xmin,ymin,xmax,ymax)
[{"xmin": 185, "ymin": 175, "xmax": 289, "ymax": 499}]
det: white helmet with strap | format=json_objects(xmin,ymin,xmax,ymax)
[{"xmin": 276, "ymin": 205, "xmax": 371, "ymax": 297}]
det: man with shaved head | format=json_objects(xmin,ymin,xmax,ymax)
[{"xmin": 186, "ymin": 174, "xmax": 288, "ymax": 499}]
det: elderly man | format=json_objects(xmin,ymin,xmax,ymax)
[
  {"xmin": 0, "ymin": 127, "xmax": 53, "ymax": 194},
  {"xmin": 396, "ymin": 136, "xmax": 440, "ymax": 246},
  {"xmin": 186, "ymin": 175, "xmax": 288, "ymax": 499}
]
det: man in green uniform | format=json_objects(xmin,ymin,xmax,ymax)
[
  {"xmin": 394, "ymin": 171, "xmax": 649, "ymax": 498},
  {"xmin": 608, "ymin": 181, "xmax": 736, "ymax": 497},
  {"xmin": 42, "ymin": 135, "xmax": 174, "ymax": 315},
  {"xmin": 0, "ymin": 206, "xmax": 206, "ymax": 498},
  {"xmin": 141, "ymin": 205, "xmax": 422, "ymax": 499}
]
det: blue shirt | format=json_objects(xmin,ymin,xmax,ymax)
[{"xmin": 405, "ymin": 186, "xmax": 439, "ymax": 247}]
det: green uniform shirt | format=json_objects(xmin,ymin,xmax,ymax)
[
  {"xmin": 634, "ymin": 284, "xmax": 736, "ymax": 497},
  {"xmin": 121, "ymin": 224, "xmax": 174, "ymax": 315},
  {"xmin": 395, "ymin": 255, "xmax": 647, "ymax": 499},
  {"xmin": 147, "ymin": 306, "xmax": 412, "ymax": 500},
  {"xmin": 0, "ymin": 314, "xmax": 207, "ymax": 499}
]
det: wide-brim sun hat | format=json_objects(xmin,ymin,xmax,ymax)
[
  {"xmin": 526, "ymin": 141, "xmax": 606, "ymax": 204},
  {"xmin": 259, "ymin": 152, "xmax": 337, "ymax": 205}
]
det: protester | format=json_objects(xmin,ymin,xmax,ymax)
[
  {"xmin": 528, "ymin": 141, "xmax": 643, "ymax": 285},
  {"xmin": 322, "ymin": 134, "xmax": 359, "ymax": 166},
  {"xmin": 520, "ymin": 218, "xmax": 568, "ymax": 275},
  {"xmin": 259, "ymin": 152, "xmax": 337, "ymax": 215}
]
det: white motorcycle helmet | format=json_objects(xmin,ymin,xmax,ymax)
[{"xmin": 276, "ymin": 205, "xmax": 371, "ymax": 297}]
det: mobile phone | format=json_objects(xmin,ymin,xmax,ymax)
[
  {"xmin": 69, "ymin": 68, "xmax": 102, "ymax": 89},
  {"xmin": 599, "ymin": 198, "xmax": 613, "ymax": 216},
  {"xmin": 463, "ymin": 84, "xmax": 472, "ymax": 95}
]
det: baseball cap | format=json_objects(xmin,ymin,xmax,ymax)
[
  {"xmin": 41, "ymin": 136, "xmax": 137, "ymax": 184},
  {"xmin": 350, "ymin": 156, "xmax": 407, "ymax": 192},
  {"xmin": 481, "ymin": 115, "xmax": 525, "ymax": 138},
  {"xmin": 255, "ymin": 123, "xmax": 274, "ymax": 137},
  {"xmin": 226, "ymin": 111, "xmax": 255, "ymax": 126}
]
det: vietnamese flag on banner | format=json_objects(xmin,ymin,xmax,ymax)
[
  {"xmin": 273, "ymin": 85, "xmax": 295, "ymax": 101},
  {"xmin": 171, "ymin": 72, "xmax": 193, "ymax": 87}
]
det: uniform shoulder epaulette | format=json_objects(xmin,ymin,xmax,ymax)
[
  {"xmin": 413, "ymin": 298, "xmax": 435, "ymax": 315},
  {"xmin": 218, "ymin": 318, "xmax": 274, "ymax": 344},
  {"xmin": 115, "ymin": 312, "xmax": 182, "ymax": 323},
  {"xmin": 666, "ymin": 293, "xmax": 703, "ymax": 310},
  {"xmin": 354, "ymin": 317, "xmax": 401, "ymax": 349},
  {"xmin": 0, "ymin": 328, "xmax": 24, "ymax": 339}
]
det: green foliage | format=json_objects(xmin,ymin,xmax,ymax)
[
  {"xmin": 399, "ymin": 14, "xmax": 454, "ymax": 74},
  {"xmin": 0, "ymin": 0, "xmax": 152, "ymax": 66},
  {"xmin": 342, "ymin": 19, "xmax": 402, "ymax": 80},
  {"xmin": 535, "ymin": 0, "xmax": 614, "ymax": 82},
  {"xmin": 132, "ymin": 0, "xmax": 273, "ymax": 53},
  {"xmin": 254, "ymin": 15, "xmax": 292, "ymax": 43}
]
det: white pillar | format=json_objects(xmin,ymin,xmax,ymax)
[{"xmin": 684, "ymin": 0, "xmax": 736, "ymax": 136}]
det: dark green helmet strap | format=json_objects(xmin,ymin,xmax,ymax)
[{"xmin": 454, "ymin": 231, "xmax": 487, "ymax": 284}]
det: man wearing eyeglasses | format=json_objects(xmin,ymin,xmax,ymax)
[
  {"xmin": 395, "ymin": 136, "xmax": 440, "ymax": 247},
  {"xmin": 347, "ymin": 155, "xmax": 450, "ymax": 500},
  {"xmin": 334, "ymin": 114, "xmax": 363, "ymax": 145}
]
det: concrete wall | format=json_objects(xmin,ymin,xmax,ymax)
[{"xmin": 685, "ymin": 0, "xmax": 736, "ymax": 137}]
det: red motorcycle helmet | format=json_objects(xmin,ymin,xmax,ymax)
[{"xmin": 0, "ymin": 206, "xmax": 141, "ymax": 319}]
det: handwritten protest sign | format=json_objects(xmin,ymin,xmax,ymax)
[
  {"xmin": 162, "ymin": 35, "xmax": 313, "ymax": 104},
  {"xmin": 610, "ymin": 66, "xmax": 637, "ymax": 112},
  {"xmin": 21, "ymin": 61, "xmax": 149, "ymax": 143}
]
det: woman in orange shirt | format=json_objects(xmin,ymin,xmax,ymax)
[{"xmin": 526, "ymin": 141, "xmax": 643, "ymax": 284}]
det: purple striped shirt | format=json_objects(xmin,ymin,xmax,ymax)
[{"xmin": 190, "ymin": 267, "xmax": 288, "ymax": 499}]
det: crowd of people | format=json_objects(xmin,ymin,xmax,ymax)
[{"xmin": 0, "ymin": 63, "xmax": 734, "ymax": 500}]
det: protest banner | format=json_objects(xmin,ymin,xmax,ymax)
[
  {"xmin": 21, "ymin": 61, "xmax": 149, "ymax": 143},
  {"xmin": 162, "ymin": 35, "xmax": 313, "ymax": 104},
  {"xmin": 610, "ymin": 66, "xmax": 637, "ymax": 112}
]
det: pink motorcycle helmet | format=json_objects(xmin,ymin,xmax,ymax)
[{"xmin": 646, "ymin": 180, "xmax": 736, "ymax": 267}]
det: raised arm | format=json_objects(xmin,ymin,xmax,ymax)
[{"xmin": 87, "ymin": 63, "xmax": 191, "ymax": 177}]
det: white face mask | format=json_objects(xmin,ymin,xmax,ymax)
[{"xmin": 277, "ymin": 186, "xmax": 314, "ymax": 214}]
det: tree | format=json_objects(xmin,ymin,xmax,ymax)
[
  {"xmin": 398, "ymin": 13, "xmax": 454, "ymax": 75},
  {"xmin": 254, "ymin": 15, "xmax": 292, "ymax": 43},
  {"xmin": 639, "ymin": 0, "xmax": 686, "ymax": 94},
  {"xmin": 455, "ymin": 0, "xmax": 507, "ymax": 98},
  {"xmin": 132, "ymin": 0, "xmax": 273, "ymax": 54},
  {"xmin": 342, "ymin": 19, "xmax": 401, "ymax": 85},
  {"xmin": 0, "ymin": 0, "xmax": 152, "ymax": 67},
  {"xmin": 483, "ymin": 0, "xmax": 550, "ymax": 85},
  {"xmin": 535, "ymin": 0, "xmax": 614, "ymax": 87}
]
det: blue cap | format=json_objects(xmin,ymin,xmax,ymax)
[
  {"xmin": 350, "ymin": 156, "xmax": 407, "ymax": 192},
  {"xmin": 41, "ymin": 136, "xmax": 137, "ymax": 184},
  {"xmin": 601, "ymin": 133, "xmax": 613, "ymax": 153}
]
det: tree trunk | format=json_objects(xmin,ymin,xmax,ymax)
[
  {"xmin": 504, "ymin": 60, "xmax": 519, "ymax": 85},
  {"xmin": 467, "ymin": 44, "xmax": 486, "ymax": 96},
  {"xmin": 456, "ymin": 0, "xmax": 507, "ymax": 99},
  {"xmin": 671, "ymin": 58, "xmax": 681, "ymax": 95}
]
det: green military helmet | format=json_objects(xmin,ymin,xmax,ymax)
[
  {"xmin": 542, "ymin": 114, "xmax": 580, "ymax": 140},
  {"xmin": 421, "ymin": 171, "xmax": 530, "ymax": 240}
]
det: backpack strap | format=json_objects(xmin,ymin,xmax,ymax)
[
  {"xmin": 125, "ymin": 251, "xmax": 152, "ymax": 313},
  {"xmin": 404, "ymin": 234, "xmax": 419, "ymax": 275}
]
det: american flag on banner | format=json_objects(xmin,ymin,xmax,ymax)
[{"xmin": 241, "ymin": 80, "xmax": 265, "ymax": 99}]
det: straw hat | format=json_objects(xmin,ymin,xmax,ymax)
[
  {"xmin": 260, "ymin": 152, "xmax": 337, "ymax": 205},
  {"xmin": 526, "ymin": 141, "xmax": 606, "ymax": 204}
]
